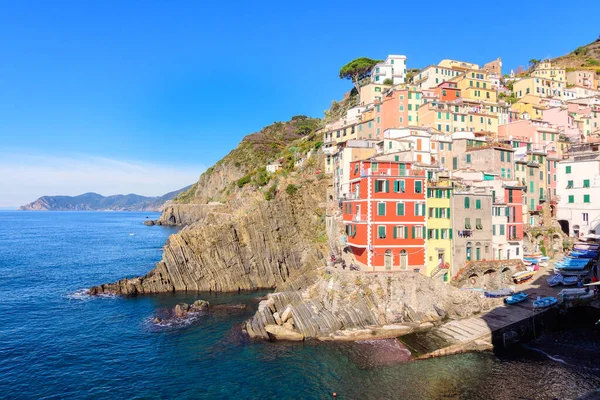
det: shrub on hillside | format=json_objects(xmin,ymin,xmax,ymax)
[
  {"xmin": 237, "ymin": 174, "xmax": 252, "ymax": 188},
  {"xmin": 285, "ymin": 184, "xmax": 299, "ymax": 196},
  {"xmin": 264, "ymin": 184, "xmax": 277, "ymax": 201}
]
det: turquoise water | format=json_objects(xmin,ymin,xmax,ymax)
[{"xmin": 1, "ymin": 211, "xmax": 599, "ymax": 399}]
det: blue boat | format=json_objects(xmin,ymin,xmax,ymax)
[
  {"xmin": 533, "ymin": 297, "xmax": 558, "ymax": 309},
  {"xmin": 562, "ymin": 276, "xmax": 580, "ymax": 286},
  {"xmin": 504, "ymin": 292, "xmax": 529, "ymax": 305},
  {"xmin": 547, "ymin": 274, "xmax": 563, "ymax": 287}
]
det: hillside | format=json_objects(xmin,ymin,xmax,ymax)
[
  {"xmin": 20, "ymin": 186, "xmax": 191, "ymax": 211},
  {"xmin": 550, "ymin": 37, "xmax": 600, "ymax": 70},
  {"xmin": 89, "ymin": 114, "xmax": 330, "ymax": 294}
]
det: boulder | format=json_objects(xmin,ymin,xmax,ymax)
[
  {"xmin": 191, "ymin": 300, "xmax": 210, "ymax": 310},
  {"xmin": 174, "ymin": 303, "xmax": 191, "ymax": 317},
  {"xmin": 143, "ymin": 220, "xmax": 155, "ymax": 226},
  {"xmin": 273, "ymin": 312, "xmax": 282, "ymax": 326},
  {"xmin": 265, "ymin": 324, "xmax": 304, "ymax": 341},
  {"xmin": 280, "ymin": 306, "xmax": 292, "ymax": 323}
]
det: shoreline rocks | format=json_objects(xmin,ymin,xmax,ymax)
[{"xmin": 244, "ymin": 269, "xmax": 499, "ymax": 342}]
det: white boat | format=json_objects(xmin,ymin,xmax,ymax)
[{"xmin": 558, "ymin": 288, "xmax": 595, "ymax": 302}]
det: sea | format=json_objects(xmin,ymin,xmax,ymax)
[{"xmin": 1, "ymin": 211, "xmax": 599, "ymax": 400}]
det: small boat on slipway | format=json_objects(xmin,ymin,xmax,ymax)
[
  {"xmin": 484, "ymin": 287, "xmax": 515, "ymax": 298},
  {"xmin": 547, "ymin": 274, "xmax": 563, "ymax": 287},
  {"xmin": 558, "ymin": 288, "xmax": 595, "ymax": 303},
  {"xmin": 513, "ymin": 270, "xmax": 535, "ymax": 284},
  {"xmin": 504, "ymin": 292, "xmax": 529, "ymax": 305},
  {"xmin": 533, "ymin": 297, "xmax": 558, "ymax": 309}
]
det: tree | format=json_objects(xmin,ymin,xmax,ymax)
[
  {"xmin": 529, "ymin": 59, "xmax": 541, "ymax": 69},
  {"xmin": 339, "ymin": 57, "xmax": 383, "ymax": 93},
  {"xmin": 383, "ymin": 78, "xmax": 393, "ymax": 85}
]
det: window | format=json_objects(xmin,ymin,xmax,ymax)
[
  {"xmin": 394, "ymin": 225, "xmax": 406, "ymax": 239},
  {"xmin": 378, "ymin": 202, "xmax": 386, "ymax": 216},
  {"xmin": 466, "ymin": 154, "xmax": 471, "ymax": 163},
  {"xmin": 566, "ymin": 166, "xmax": 571, "ymax": 174},
  {"xmin": 475, "ymin": 199, "xmax": 481, "ymax": 209},
  {"xmin": 584, "ymin": 194, "xmax": 590, "ymax": 203},
  {"xmin": 476, "ymin": 218, "xmax": 482, "ymax": 230},
  {"xmin": 464, "ymin": 197, "xmax": 470, "ymax": 209},
  {"xmin": 567, "ymin": 180, "xmax": 573, "ymax": 189},
  {"xmin": 500, "ymin": 151, "xmax": 505, "ymax": 162},
  {"xmin": 396, "ymin": 202, "xmax": 405, "ymax": 216},
  {"xmin": 568, "ymin": 195, "xmax": 574, "ymax": 203},
  {"xmin": 378, "ymin": 226, "xmax": 386, "ymax": 239},
  {"xmin": 584, "ymin": 179, "xmax": 590, "ymax": 188},
  {"xmin": 413, "ymin": 226, "xmax": 423, "ymax": 239},
  {"xmin": 465, "ymin": 217, "xmax": 471, "ymax": 229},
  {"xmin": 492, "ymin": 225, "xmax": 496, "ymax": 235},
  {"xmin": 394, "ymin": 180, "xmax": 405, "ymax": 193},
  {"xmin": 372, "ymin": 162, "xmax": 378, "ymax": 172},
  {"xmin": 374, "ymin": 180, "xmax": 389, "ymax": 192},
  {"xmin": 414, "ymin": 181, "xmax": 423, "ymax": 194},
  {"xmin": 499, "ymin": 225, "xmax": 505, "ymax": 235}
]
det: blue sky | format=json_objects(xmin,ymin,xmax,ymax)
[{"xmin": 1, "ymin": 0, "xmax": 599, "ymax": 207}]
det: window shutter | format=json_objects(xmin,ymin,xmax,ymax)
[
  {"xmin": 435, "ymin": 208, "xmax": 439, "ymax": 218},
  {"xmin": 412, "ymin": 226, "xmax": 415, "ymax": 239},
  {"xmin": 393, "ymin": 226, "xmax": 398, "ymax": 239},
  {"xmin": 414, "ymin": 203, "xmax": 419, "ymax": 216},
  {"xmin": 447, "ymin": 208, "xmax": 451, "ymax": 218},
  {"xmin": 404, "ymin": 226, "xmax": 408, "ymax": 239},
  {"xmin": 397, "ymin": 202, "xmax": 404, "ymax": 216},
  {"xmin": 400, "ymin": 181, "xmax": 405, "ymax": 192},
  {"xmin": 435, "ymin": 229, "xmax": 439, "ymax": 239},
  {"xmin": 378, "ymin": 202, "xmax": 386, "ymax": 215},
  {"xmin": 385, "ymin": 180, "xmax": 390, "ymax": 193},
  {"xmin": 449, "ymin": 229, "xmax": 453, "ymax": 239},
  {"xmin": 394, "ymin": 180, "xmax": 399, "ymax": 192},
  {"xmin": 422, "ymin": 204, "xmax": 426, "ymax": 216},
  {"xmin": 465, "ymin": 197, "xmax": 470, "ymax": 208}
]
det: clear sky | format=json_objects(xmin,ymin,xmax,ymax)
[{"xmin": 1, "ymin": 0, "xmax": 598, "ymax": 207}]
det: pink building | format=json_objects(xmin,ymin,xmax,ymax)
[
  {"xmin": 542, "ymin": 106, "xmax": 581, "ymax": 140},
  {"xmin": 498, "ymin": 120, "xmax": 561, "ymax": 151}
]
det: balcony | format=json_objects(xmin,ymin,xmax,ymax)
[
  {"xmin": 341, "ymin": 192, "xmax": 360, "ymax": 200},
  {"xmin": 361, "ymin": 168, "xmax": 426, "ymax": 177},
  {"xmin": 352, "ymin": 214, "xmax": 368, "ymax": 222}
]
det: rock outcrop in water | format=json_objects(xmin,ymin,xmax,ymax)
[{"xmin": 244, "ymin": 268, "xmax": 499, "ymax": 341}]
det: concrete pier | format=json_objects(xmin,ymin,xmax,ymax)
[{"xmin": 400, "ymin": 267, "xmax": 575, "ymax": 359}]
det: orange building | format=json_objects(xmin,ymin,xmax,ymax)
[
  {"xmin": 342, "ymin": 158, "xmax": 427, "ymax": 271},
  {"xmin": 373, "ymin": 88, "xmax": 422, "ymax": 138},
  {"xmin": 433, "ymin": 82, "xmax": 461, "ymax": 101}
]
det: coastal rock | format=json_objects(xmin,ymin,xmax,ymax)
[
  {"xmin": 143, "ymin": 220, "xmax": 155, "ymax": 226},
  {"xmin": 280, "ymin": 306, "xmax": 292, "ymax": 323},
  {"xmin": 264, "ymin": 324, "xmax": 305, "ymax": 341},
  {"xmin": 244, "ymin": 269, "xmax": 496, "ymax": 341},
  {"xmin": 89, "ymin": 176, "xmax": 327, "ymax": 295}
]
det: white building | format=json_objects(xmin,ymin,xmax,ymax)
[
  {"xmin": 370, "ymin": 55, "xmax": 407, "ymax": 85},
  {"xmin": 383, "ymin": 127, "xmax": 433, "ymax": 165},
  {"xmin": 332, "ymin": 140, "xmax": 377, "ymax": 200},
  {"xmin": 556, "ymin": 143, "xmax": 600, "ymax": 238}
]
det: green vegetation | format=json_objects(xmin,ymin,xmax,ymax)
[
  {"xmin": 237, "ymin": 174, "xmax": 252, "ymax": 188},
  {"xmin": 585, "ymin": 58, "xmax": 600, "ymax": 67},
  {"xmin": 405, "ymin": 68, "xmax": 420, "ymax": 84},
  {"xmin": 264, "ymin": 184, "xmax": 277, "ymax": 201},
  {"xmin": 285, "ymin": 184, "xmax": 299, "ymax": 196},
  {"xmin": 383, "ymin": 78, "xmax": 393, "ymax": 85},
  {"xmin": 173, "ymin": 182, "xmax": 198, "ymax": 203},
  {"xmin": 573, "ymin": 46, "xmax": 588, "ymax": 56},
  {"xmin": 339, "ymin": 57, "xmax": 382, "ymax": 92}
]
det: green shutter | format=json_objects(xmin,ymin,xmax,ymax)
[
  {"xmin": 414, "ymin": 203, "xmax": 419, "ymax": 216},
  {"xmin": 415, "ymin": 181, "xmax": 422, "ymax": 193},
  {"xmin": 378, "ymin": 202, "xmax": 386, "ymax": 215},
  {"xmin": 449, "ymin": 229, "xmax": 453, "ymax": 239},
  {"xmin": 492, "ymin": 225, "xmax": 496, "ymax": 235},
  {"xmin": 412, "ymin": 226, "xmax": 415, "ymax": 239},
  {"xmin": 394, "ymin": 180, "xmax": 399, "ymax": 192},
  {"xmin": 476, "ymin": 199, "xmax": 481, "ymax": 209},
  {"xmin": 405, "ymin": 226, "xmax": 408, "ymax": 239},
  {"xmin": 385, "ymin": 180, "xmax": 390, "ymax": 193},
  {"xmin": 393, "ymin": 226, "xmax": 398, "ymax": 239},
  {"xmin": 397, "ymin": 202, "xmax": 404, "ymax": 216},
  {"xmin": 400, "ymin": 180, "xmax": 405, "ymax": 192},
  {"xmin": 464, "ymin": 197, "xmax": 470, "ymax": 208},
  {"xmin": 422, "ymin": 204, "xmax": 426, "ymax": 216},
  {"xmin": 435, "ymin": 229, "xmax": 439, "ymax": 239},
  {"xmin": 447, "ymin": 208, "xmax": 451, "ymax": 218},
  {"xmin": 435, "ymin": 208, "xmax": 439, "ymax": 218},
  {"xmin": 378, "ymin": 226, "xmax": 386, "ymax": 238}
]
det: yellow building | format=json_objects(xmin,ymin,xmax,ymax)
[
  {"xmin": 358, "ymin": 83, "xmax": 393, "ymax": 106},
  {"xmin": 532, "ymin": 61, "xmax": 566, "ymax": 82},
  {"xmin": 511, "ymin": 97, "xmax": 545, "ymax": 120},
  {"xmin": 513, "ymin": 77, "xmax": 565, "ymax": 99},
  {"xmin": 418, "ymin": 99, "xmax": 499, "ymax": 134},
  {"xmin": 450, "ymin": 70, "xmax": 498, "ymax": 102},
  {"xmin": 426, "ymin": 179, "xmax": 453, "ymax": 281}
]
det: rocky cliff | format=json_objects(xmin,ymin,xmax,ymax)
[{"xmin": 244, "ymin": 268, "xmax": 499, "ymax": 341}]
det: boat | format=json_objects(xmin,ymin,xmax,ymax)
[
  {"xmin": 524, "ymin": 252, "xmax": 543, "ymax": 258},
  {"xmin": 562, "ymin": 276, "xmax": 580, "ymax": 286},
  {"xmin": 558, "ymin": 288, "xmax": 595, "ymax": 302},
  {"xmin": 538, "ymin": 262, "xmax": 549, "ymax": 268},
  {"xmin": 485, "ymin": 287, "xmax": 515, "ymax": 298},
  {"xmin": 533, "ymin": 297, "xmax": 558, "ymax": 309},
  {"xmin": 512, "ymin": 270, "xmax": 535, "ymax": 284},
  {"xmin": 547, "ymin": 274, "xmax": 563, "ymax": 287},
  {"xmin": 505, "ymin": 292, "xmax": 529, "ymax": 305}
]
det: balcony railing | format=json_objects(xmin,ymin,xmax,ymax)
[
  {"xmin": 352, "ymin": 214, "xmax": 368, "ymax": 222},
  {"xmin": 361, "ymin": 168, "xmax": 426, "ymax": 177}
]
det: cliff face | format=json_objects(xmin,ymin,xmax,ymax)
[{"xmin": 89, "ymin": 174, "xmax": 328, "ymax": 294}]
